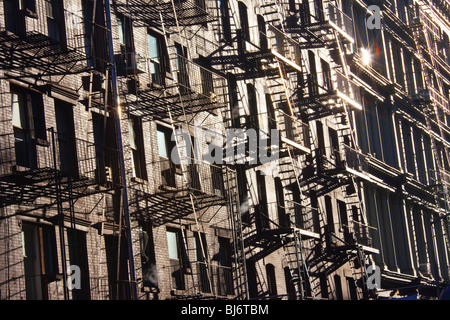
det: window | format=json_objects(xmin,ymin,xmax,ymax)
[
  {"xmin": 187, "ymin": 135, "xmax": 201, "ymax": 189},
  {"xmin": 227, "ymin": 73, "xmax": 240, "ymax": 128},
  {"xmin": 175, "ymin": 43, "xmax": 190, "ymax": 91},
  {"xmin": 67, "ymin": 229, "xmax": 91, "ymax": 300},
  {"xmin": 45, "ymin": 0, "xmax": 66, "ymax": 47},
  {"xmin": 328, "ymin": 127, "xmax": 340, "ymax": 162},
  {"xmin": 325, "ymin": 195, "xmax": 334, "ymax": 233},
  {"xmin": 3, "ymin": 0, "xmax": 26, "ymax": 34},
  {"xmin": 291, "ymin": 185, "xmax": 303, "ymax": 228},
  {"xmin": 197, "ymin": 55, "xmax": 214, "ymax": 95},
  {"xmin": 266, "ymin": 264, "xmax": 277, "ymax": 298},
  {"xmin": 217, "ymin": 237, "xmax": 234, "ymax": 295},
  {"xmin": 391, "ymin": 42, "xmax": 405, "ymax": 89},
  {"xmin": 396, "ymin": 0, "xmax": 408, "ymax": 22},
  {"xmin": 138, "ymin": 221, "xmax": 158, "ymax": 288},
  {"xmin": 238, "ymin": 1, "xmax": 249, "ymax": 41},
  {"xmin": 236, "ymin": 165, "xmax": 250, "ymax": 224},
  {"xmin": 157, "ymin": 126, "xmax": 176, "ymax": 187},
  {"xmin": 313, "ymin": 0, "xmax": 324, "ymax": 21},
  {"xmin": 210, "ymin": 163, "xmax": 224, "ymax": 195},
  {"xmin": 55, "ymin": 100, "xmax": 78, "ymax": 178},
  {"xmin": 367, "ymin": 23, "xmax": 385, "ymax": 73},
  {"xmin": 284, "ymin": 267, "xmax": 296, "ymax": 300},
  {"xmin": 334, "ymin": 275, "xmax": 344, "ymax": 300},
  {"xmin": 246, "ymin": 260, "xmax": 258, "ymax": 298},
  {"xmin": 310, "ymin": 190, "xmax": 320, "ymax": 233},
  {"xmin": 353, "ymin": 3, "xmax": 368, "ymax": 49},
  {"xmin": 20, "ymin": 0, "xmax": 36, "ymax": 12},
  {"xmin": 338, "ymin": 200, "xmax": 350, "ymax": 242},
  {"xmin": 316, "ymin": 121, "xmax": 325, "ymax": 157},
  {"xmin": 194, "ymin": 232, "xmax": 211, "ymax": 293},
  {"xmin": 363, "ymin": 95, "xmax": 383, "ymax": 160},
  {"xmin": 83, "ymin": 0, "xmax": 108, "ymax": 70},
  {"xmin": 11, "ymin": 86, "xmax": 46, "ymax": 169},
  {"xmin": 321, "ymin": 59, "xmax": 332, "ymax": 92},
  {"xmin": 22, "ymin": 223, "xmax": 58, "ymax": 300},
  {"xmin": 319, "ymin": 273, "xmax": 329, "ymax": 299},
  {"xmin": 128, "ymin": 115, "xmax": 147, "ymax": 180},
  {"xmin": 117, "ymin": 14, "xmax": 134, "ymax": 51},
  {"xmin": 92, "ymin": 112, "xmax": 117, "ymax": 184},
  {"xmin": 256, "ymin": 170, "xmax": 270, "ymax": 230},
  {"xmin": 275, "ymin": 178, "xmax": 288, "ymax": 228},
  {"xmin": 219, "ymin": 0, "xmax": 231, "ymax": 42},
  {"xmin": 413, "ymin": 127, "xmax": 426, "ymax": 184},
  {"xmin": 266, "ymin": 94, "xmax": 276, "ymax": 132},
  {"xmin": 257, "ymin": 15, "xmax": 267, "ymax": 50},
  {"xmin": 246, "ymin": 84, "xmax": 258, "ymax": 129},
  {"xmin": 166, "ymin": 229, "xmax": 186, "ymax": 290},
  {"xmin": 104, "ymin": 234, "xmax": 131, "ymax": 300},
  {"xmin": 147, "ymin": 30, "xmax": 170, "ymax": 85},
  {"xmin": 308, "ymin": 50, "xmax": 318, "ymax": 96},
  {"xmin": 402, "ymin": 120, "xmax": 416, "ymax": 176}
]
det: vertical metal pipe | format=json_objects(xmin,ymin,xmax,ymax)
[
  {"xmin": 104, "ymin": 0, "xmax": 137, "ymax": 300},
  {"xmin": 50, "ymin": 127, "xmax": 69, "ymax": 300}
]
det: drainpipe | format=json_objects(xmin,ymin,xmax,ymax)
[{"xmin": 104, "ymin": 0, "xmax": 137, "ymax": 300}]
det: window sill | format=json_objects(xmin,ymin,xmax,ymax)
[
  {"xmin": 21, "ymin": 9, "xmax": 38, "ymax": 19},
  {"xmin": 36, "ymin": 138, "xmax": 49, "ymax": 147},
  {"xmin": 131, "ymin": 176, "xmax": 148, "ymax": 185}
]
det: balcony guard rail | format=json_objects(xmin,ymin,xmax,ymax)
[
  {"xmin": 408, "ymin": 5, "xmax": 441, "ymax": 39},
  {"xmin": 164, "ymin": 262, "xmax": 234, "ymax": 297},
  {"xmin": 252, "ymin": 201, "xmax": 320, "ymax": 235},
  {"xmin": 299, "ymin": 1, "xmax": 354, "ymax": 41},
  {"xmin": 329, "ymin": 221, "xmax": 375, "ymax": 249},
  {"xmin": 241, "ymin": 25, "xmax": 302, "ymax": 70},
  {"xmin": 0, "ymin": 129, "xmax": 116, "ymax": 185},
  {"xmin": 134, "ymin": 53, "xmax": 228, "ymax": 118},
  {"xmin": 157, "ymin": 158, "xmax": 225, "ymax": 197},
  {"xmin": 90, "ymin": 277, "xmax": 136, "ymax": 300},
  {"xmin": 0, "ymin": 6, "xmax": 90, "ymax": 72},
  {"xmin": 276, "ymin": 110, "xmax": 310, "ymax": 149},
  {"xmin": 334, "ymin": 70, "xmax": 363, "ymax": 109},
  {"xmin": 427, "ymin": 86, "xmax": 450, "ymax": 112},
  {"xmin": 113, "ymin": 0, "xmax": 215, "ymax": 27},
  {"xmin": 343, "ymin": 144, "xmax": 368, "ymax": 172},
  {"xmin": 326, "ymin": 2, "xmax": 355, "ymax": 41},
  {"xmin": 285, "ymin": 200, "xmax": 320, "ymax": 234},
  {"xmin": 267, "ymin": 24, "xmax": 302, "ymax": 67},
  {"xmin": 171, "ymin": 53, "xmax": 228, "ymax": 106}
]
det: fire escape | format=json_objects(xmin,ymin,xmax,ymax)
[
  {"xmin": 408, "ymin": 2, "xmax": 450, "ymax": 255},
  {"xmin": 276, "ymin": 0, "xmax": 378, "ymax": 299},
  {"xmin": 109, "ymin": 0, "xmax": 240, "ymax": 299},
  {"xmin": 0, "ymin": 0, "xmax": 124, "ymax": 300}
]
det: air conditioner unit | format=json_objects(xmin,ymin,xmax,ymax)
[{"xmin": 118, "ymin": 51, "xmax": 147, "ymax": 75}]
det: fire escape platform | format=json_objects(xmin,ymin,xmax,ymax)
[
  {"xmin": 130, "ymin": 185, "xmax": 227, "ymax": 226},
  {"xmin": 128, "ymin": 87, "xmax": 226, "ymax": 121}
]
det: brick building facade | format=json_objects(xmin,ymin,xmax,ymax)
[{"xmin": 0, "ymin": 0, "xmax": 449, "ymax": 300}]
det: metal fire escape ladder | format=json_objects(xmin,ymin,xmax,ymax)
[
  {"xmin": 161, "ymin": 4, "xmax": 215, "ymax": 295},
  {"xmin": 223, "ymin": 167, "xmax": 249, "ymax": 299},
  {"xmin": 286, "ymin": 148, "xmax": 316, "ymax": 300},
  {"xmin": 269, "ymin": 38, "xmax": 316, "ymax": 299},
  {"xmin": 411, "ymin": 11, "xmax": 450, "ymax": 252},
  {"xmin": 331, "ymin": 23, "xmax": 371, "ymax": 297}
]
